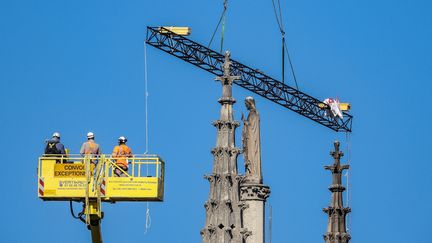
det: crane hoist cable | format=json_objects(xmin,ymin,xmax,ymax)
[
  {"xmin": 143, "ymin": 39, "xmax": 151, "ymax": 234},
  {"xmin": 144, "ymin": 207, "xmax": 152, "ymax": 233},
  {"xmin": 208, "ymin": 0, "xmax": 228, "ymax": 53},
  {"xmin": 268, "ymin": 204, "xmax": 273, "ymax": 243},
  {"xmin": 220, "ymin": 0, "xmax": 227, "ymax": 53},
  {"xmin": 344, "ymin": 132, "xmax": 352, "ymax": 232},
  {"xmin": 271, "ymin": 0, "xmax": 299, "ymax": 89},
  {"xmin": 144, "ymin": 40, "xmax": 149, "ymax": 155}
]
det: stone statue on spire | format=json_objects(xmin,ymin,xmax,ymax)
[
  {"xmin": 240, "ymin": 96, "xmax": 269, "ymax": 243},
  {"xmin": 242, "ymin": 96, "xmax": 262, "ymax": 184}
]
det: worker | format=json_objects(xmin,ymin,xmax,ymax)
[
  {"xmin": 44, "ymin": 132, "xmax": 66, "ymax": 163},
  {"xmin": 80, "ymin": 132, "xmax": 101, "ymax": 158},
  {"xmin": 112, "ymin": 136, "xmax": 133, "ymax": 177}
]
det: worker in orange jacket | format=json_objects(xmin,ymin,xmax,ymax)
[{"xmin": 112, "ymin": 136, "xmax": 133, "ymax": 177}]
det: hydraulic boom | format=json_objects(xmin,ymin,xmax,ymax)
[{"xmin": 146, "ymin": 26, "xmax": 352, "ymax": 132}]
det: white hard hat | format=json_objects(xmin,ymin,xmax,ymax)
[
  {"xmin": 87, "ymin": 132, "xmax": 94, "ymax": 138},
  {"xmin": 118, "ymin": 136, "xmax": 127, "ymax": 143},
  {"xmin": 52, "ymin": 132, "xmax": 61, "ymax": 138}
]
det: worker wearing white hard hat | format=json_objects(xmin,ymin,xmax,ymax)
[
  {"xmin": 44, "ymin": 132, "xmax": 66, "ymax": 156},
  {"xmin": 80, "ymin": 131, "xmax": 101, "ymax": 157},
  {"xmin": 112, "ymin": 136, "xmax": 133, "ymax": 177}
]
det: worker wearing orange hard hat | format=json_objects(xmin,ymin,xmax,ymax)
[{"xmin": 112, "ymin": 136, "xmax": 133, "ymax": 177}]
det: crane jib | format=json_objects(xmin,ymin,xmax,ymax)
[{"xmin": 145, "ymin": 26, "xmax": 353, "ymax": 132}]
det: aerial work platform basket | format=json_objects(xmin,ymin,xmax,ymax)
[{"xmin": 37, "ymin": 154, "xmax": 165, "ymax": 202}]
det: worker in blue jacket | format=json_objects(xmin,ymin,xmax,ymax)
[{"xmin": 44, "ymin": 132, "xmax": 66, "ymax": 157}]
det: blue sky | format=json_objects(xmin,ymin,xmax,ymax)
[{"xmin": 1, "ymin": 0, "xmax": 431, "ymax": 242}]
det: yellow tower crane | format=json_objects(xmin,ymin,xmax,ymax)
[{"xmin": 37, "ymin": 154, "xmax": 165, "ymax": 243}]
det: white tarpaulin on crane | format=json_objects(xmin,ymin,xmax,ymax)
[{"xmin": 323, "ymin": 98, "xmax": 343, "ymax": 119}]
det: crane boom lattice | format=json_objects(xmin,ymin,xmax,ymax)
[{"xmin": 146, "ymin": 26, "xmax": 352, "ymax": 132}]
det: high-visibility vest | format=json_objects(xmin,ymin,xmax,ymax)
[
  {"xmin": 85, "ymin": 141, "xmax": 97, "ymax": 154},
  {"xmin": 112, "ymin": 145, "xmax": 132, "ymax": 168}
]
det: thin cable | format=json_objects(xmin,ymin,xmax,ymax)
[
  {"xmin": 271, "ymin": 0, "xmax": 285, "ymax": 83},
  {"xmin": 220, "ymin": 11, "xmax": 226, "ymax": 53},
  {"xmin": 69, "ymin": 201, "xmax": 81, "ymax": 219},
  {"xmin": 268, "ymin": 204, "xmax": 273, "ymax": 243},
  {"xmin": 220, "ymin": 0, "xmax": 228, "ymax": 53},
  {"xmin": 271, "ymin": 0, "xmax": 300, "ymax": 89},
  {"xmin": 144, "ymin": 43, "xmax": 149, "ymax": 177},
  {"xmin": 277, "ymin": 0, "xmax": 284, "ymax": 30},
  {"xmin": 283, "ymin": 41, "xmax": 299, "ymax": 90},
  {"xmin": 144, "ymin": 41, "xmax": 149, "ymax": 154},
  {"xmin": 208, "ymin": 8, "xmax": 226, "ymax": 49},
  {"xmin": 345, "ymin": 132, "xmax": 352, "ymax": 233},
  {"xmin": 282, "ymin": 35, "xmax": 285, "ymax": 83},
  {"xmin": 144, "ymin": 205, "xmax": 152, "ymax": 233},
  {"xmin": 143, "ymin": 41, "xmax": 151, "ymax": 234},
  {"xmin": 208, "ymin": 0, "xmax": 228, "ymax": 52},
  {"xmin": 69, "ymin": 201, "xmax": 86, "ymax": 224},
  {"xmin": 271, "ymin": 0, "xmax": 283, "ymax": 31}
]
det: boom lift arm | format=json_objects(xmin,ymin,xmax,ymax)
[{"xmin": 146, "ymin": 26, "xmax": 352, "ymax": 132}]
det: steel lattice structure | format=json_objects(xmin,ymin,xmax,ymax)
[{"xmin": 146, "ymin": 26, "xmax": 352, "ymax": 132}]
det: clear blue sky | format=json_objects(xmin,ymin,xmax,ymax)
[{"xmin": 1, "ymin": 0, "xmax": 431, "ymax": 242}]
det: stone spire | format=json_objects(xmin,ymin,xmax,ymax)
[
  {"xmin": 201, "ymin": 51, "xmax": 244, "ymax": 243},
  {"xmin": 323, "ymin": 141, "xmax": 351, "ymax": 243}
]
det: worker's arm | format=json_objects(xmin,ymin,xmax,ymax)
[
  {"xmin": 43, "ymin": 140, "xmax": 49, "ymax": 154},
  {"xmin": 57, "ymin": 143, "xmax": 66, "ymax": 155},
  {"xmin": 112, "ymin": 146, "xmax": 118, "ymax": 157},
  {"xmin": 79, "ymin": 143, "xmax": 86, "ymax": 156},
  {"xmin": 124, "ymin": 146, "xmax": 132, "ymax": 157},
  {"xmin": 97, "ymin": 145, "xmax": 102, "ymax": 155}
]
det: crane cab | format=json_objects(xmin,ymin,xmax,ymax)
[{"xmin": 37, "ymin": 154, "xmax": 165, "ymax": 202}]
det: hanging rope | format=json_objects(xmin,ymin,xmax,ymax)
[
  {"xmin": 144, "ymin": 206, "xmax": 152, "ymax": 233},
  {"xmin": 344, "ymin": 132, "xmax": 352, "ymax": 233},
  {"xmin": 208, "ymin": 0, "xmax": 228, "ymax": 53},
  {"xmin": 283, "ymin": 41, "xmax": 299, "ymax": 89},
  {"xmin": 220, "ymin": 0, "xmax": 228, "ymax": 53},
  {"xmin": 143, "ymin": 40, "xmax": 152, "ymax": 234},
  {"xmin": 271, "ymin": 0, "xmax": 283, "ymax": 31},
  {"xmin": 144, "ymin": 41, "xmax": 149, "ymax": 155},
  {"xmin": 268, "ymin": 204, "xmax": 273, "ymax": 243},
  {"xmin": 270, "ymin": 0, "xmax": 299, "ymax": 89}
]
